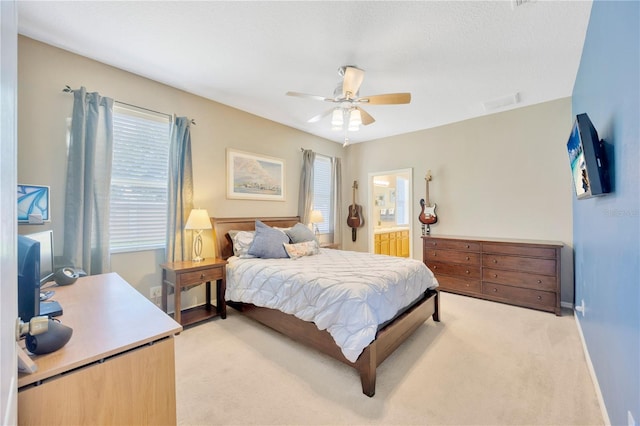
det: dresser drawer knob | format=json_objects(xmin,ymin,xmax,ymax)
[
  {"xmin": 493, "ymin": 259, "xmax": 498, "ymax": 263},
  {"xmin": 465, "ymin": 283, "xmax": 470, "ymax": 287},
  {"xmin": 492, "ymin": 288, "xmax": 498, "ymax": 292},
  {"xmin": 200, "ymin": 273, "xmax": 206, "ymax": 280},
  {"xmin": 432, "ymin": 242, "xmax": 437, "ymax": 246},
  {"xmin": 537, "ymin": 296, "xmax": 542, "ymax": 300},
  {"xmin": 433, "ymin": 252, "xmax": 437, "ymax": 257},
  {"xmin": 493, "ymin": 274, "xmax": 498, "ymax": 278},
  {"xmin": 465, "ymin": 244, "xmax": 470, "ymax": 249},
  {"xmin": 537, "ymin": 279, "xmax": 542, "ymax": 284},
  {"xmin": 465, "ymin": 256, "xmax": 470, "ymax": 261},
  {"xmin": 433, "ymin": 265, "xmax": 438, "ymax": 270}
]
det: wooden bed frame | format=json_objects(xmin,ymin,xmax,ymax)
[{"xmin": 211, "ymin": 216, "xmax": 440, "ymax": 397}]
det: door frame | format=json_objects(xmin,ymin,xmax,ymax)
[{"xmin": 367, "ymin": 168, "xmax": 413, "ymax": 258}]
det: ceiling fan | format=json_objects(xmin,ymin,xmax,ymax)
[{"xmin": 286, "ymin": 66, "xmax": 411, "ymax": 141}]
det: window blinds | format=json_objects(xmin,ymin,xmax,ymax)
[{"xmin": 110, "ymin": 104, "xmax": 171, "ymax": 253}]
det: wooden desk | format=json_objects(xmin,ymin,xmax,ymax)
[{"xmin": 17, "ymin": 273, "xmax": 182, "ymax": 425}]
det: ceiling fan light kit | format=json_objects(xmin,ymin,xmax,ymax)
[{"xmin": 287, "ymin": 65, "xmax": 411, "ymax": 144}]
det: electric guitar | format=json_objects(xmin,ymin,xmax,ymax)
[
  {"xmin": 347, "ymin": 180, "xmax": 363, "ymax": 241},
  {"xmin": 418, "ymin": 171, "xmax": 437, "ymax": 225}
]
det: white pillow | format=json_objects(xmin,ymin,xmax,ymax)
[{"xmin": 229, "ymin": 230, "xmax": 255, "ymax": 257}]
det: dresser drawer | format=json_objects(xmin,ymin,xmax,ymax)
[
  {"xmin": 482, "ymin": 243, "xmax": 557, "ymax": 259},
  {"xmin": 423, "ymin": 238, "xmax": 480, "ymax": 252},
  {"xmin": 483, "ymin": 268, "xmax": 557, "ymax": 292},
  {"xmin": 180, "ymin": 267, "xmax": 224, "ymax": 286},
  {"xmin": 482, "ymin": 282, "xmax": 556, "ymax": 309},
  {"xmin": 426, "ymin": 261, "xmax": 481, "ymax": 279},
  {"xmin": 424, "ymin": 250, "xmax": 480, "ymax": 265},
  {"xmin": 482, "ymin": 254, "xmax": 556, "ymax": 276},
  {"xmin": 436, "ymin": 275, "xmax": 481, "ymax": 294}
]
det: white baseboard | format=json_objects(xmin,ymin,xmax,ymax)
[
  {"xmin": 574, "ymin": 314, "xmax": 611, "ymax": 425},
  {"xmin": 561, "ymin": 301, "xmax": 573, "ymax": 309}
]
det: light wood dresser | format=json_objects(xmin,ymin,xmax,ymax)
[
  {"xmin": 422, "ymin": 235, "xmax": 563, "ymax": 315},
  {"xmin": 18, "ymin": 272, "xmax": 182, "ymax": 425}
]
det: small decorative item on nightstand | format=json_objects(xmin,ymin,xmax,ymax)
[{"xmin": 185, "ymin": 208, "xmax": 212, "ymax": 262}]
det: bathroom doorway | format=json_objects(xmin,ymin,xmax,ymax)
[{"xmin": 367, "ymin": 168, "xmax": 413, "ymax": 258}]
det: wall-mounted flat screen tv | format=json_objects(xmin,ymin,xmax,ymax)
[{"xmin": 567, "ymin": 113, "xmax": 610, "ymax": 199}]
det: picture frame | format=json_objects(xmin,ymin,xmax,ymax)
[
  {"xmin": 226, "ymin": 149, "xmax": 285, "ymax": 201},
  {"xmin": 17, "ymin": 184, "xmax": 50, "ymax": 223}
]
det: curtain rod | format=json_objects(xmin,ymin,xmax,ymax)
[{"xmin": 63, "ymin": 85, "xmax": 196, "ymax": 125}]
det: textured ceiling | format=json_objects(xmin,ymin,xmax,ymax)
[{"xmin": 17, "ymin": 1, "xmax": 592, "ymax": 145}]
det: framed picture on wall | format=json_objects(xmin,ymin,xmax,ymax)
[
  {"xmin": 17, "ymin": 184, "xmax": 50, "ymax": 223},
  {"xmin": 226, "ymin": 149, "xmax": 285, "ymax": 201}
]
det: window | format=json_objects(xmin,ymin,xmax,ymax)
[
  {"xmin": 312, "ymin": 154, "xmax": 333, "ymax": 234},
  {"xmin": 109, "ymin": 104, "xmax": 171, "ymax": 253}
]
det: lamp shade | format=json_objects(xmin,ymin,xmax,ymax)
[
  {"xmin": 349, "ymin": 109, "xmax": 362, "ymax": 126},
  {"xmin": 185, "ymin": 209, "xmax": 212, "ymax": 230},
  {"xmin": 309, "ymin": 210, "xmax": 324, "ymax": 224},
  {"xmin": 331, "ymin": 109, "xmax": 343, "ymax": 126}
]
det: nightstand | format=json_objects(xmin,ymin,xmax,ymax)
[{"xmin": 160, "ymin": 258, "xmax": 227, "ymax": 327}]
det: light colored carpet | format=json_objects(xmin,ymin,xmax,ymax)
[{"xmin": 174, "ymin": 292, "xmax": 603, "ymax": 425}]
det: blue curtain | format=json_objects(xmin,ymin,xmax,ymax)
[
  {"xmin": 298, "ymin": 149, "xmax": 316, "ymax": 225},
  {"xmin": 166, "ymin": 116, "xmax": 194, "ymax": 262},
  {"xmin": 332, "ymin": 157, "xmax": 342, "ymax": 244},
  {"xmin": 63, "ymin": 87, "xmax": 114, "ymax": 275}
]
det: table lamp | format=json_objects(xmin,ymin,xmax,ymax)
[
  {"xmin": 185, "ymin": 208, "xmax": 212, "ymax": 262},
  {"xmin": 309, "ymin": 210, "xmax": 324, "ymax": 237}
]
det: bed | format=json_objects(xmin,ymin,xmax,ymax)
[{"xmin": 212, "ymin": 216, "xmax": 440, "ymax": 397}]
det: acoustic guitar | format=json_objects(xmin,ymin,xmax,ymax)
[
  {"xmin": 418, "ymin": 171, "xmax": 437, "ymax": 227},
  {"xmin": 347, "ymin": 180, "xmax": 363, "ymax": 241}
]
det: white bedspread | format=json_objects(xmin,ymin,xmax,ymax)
[{"xmin": 226, "ymin": 249, "xmax": 439, "ymax": 362}]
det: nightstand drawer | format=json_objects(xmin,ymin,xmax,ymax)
[{"xmin": 180, "ymin": 267, "xmax": 224, "ymax": 286}]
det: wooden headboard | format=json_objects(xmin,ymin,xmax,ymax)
[{"xmin": 211, "ymin": 216, "xmax": 301, "ymax": 260}]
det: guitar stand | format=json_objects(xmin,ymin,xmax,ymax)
[{"xmin": 421, "ymin": 223, "xmax": 431, "ymax": 236}]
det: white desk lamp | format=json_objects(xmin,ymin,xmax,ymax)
[{"xmin": 185, "ymin": 208, "xmax": 212, "ymax": 262}]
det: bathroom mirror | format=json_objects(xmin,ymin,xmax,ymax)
[{"xmin": 368, "ymin": 168, "xmax": 413, "ymax": 258}]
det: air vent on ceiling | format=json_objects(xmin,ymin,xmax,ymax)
[{"xmin": 482, "ymin": 92, "xmax": 520, "ymax": 112}]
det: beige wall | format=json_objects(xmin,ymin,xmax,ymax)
[
  {"xmin": 17, "ymin": 36, "xmax": 343, "ymax": 311},
  {"xmin": 345, "ymin": 98, "xmax": 575, "ymax": 303},
  {"xmin": 18, "ymin": 35, "xmax": 575, "ymax": 307}
]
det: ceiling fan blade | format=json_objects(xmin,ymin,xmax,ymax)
[
  {"xmin": 307, "ymin": 108, "xmax": 334, "ymax": 123},
  {"xmin": 358, "ymin": 93, "xmax": 412, "ymax": 105},
  {"xmin": 358, "ymin": 107, "xmax": 376, "ymax": 126},
  {"xmin": 286, "ymin": 91, "xmax": 334, "ymax": 102},
  {"xmin": 342, "ymin": 66, "xmax": 365, "ymax": 98}
]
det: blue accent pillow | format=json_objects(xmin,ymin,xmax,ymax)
[
  {"xmin": 247, "ymin": 220, "xmax": 290, "ymax": 258},
  {"xmin": 285, "ymin": 222, "xmax": 317, "ymax": 243}
]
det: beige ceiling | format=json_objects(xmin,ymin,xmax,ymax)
[{"xmin": 17, "ymin": 1, "xmax": 592, "ymax": 145}]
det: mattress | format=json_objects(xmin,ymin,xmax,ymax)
[{"xmin": 226, "ymin": 248, "xmax": 439, "ymax": 362}]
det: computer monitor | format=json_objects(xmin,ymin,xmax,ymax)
[
  {"xmin": 17, "ymin": 235, "xmax": 40, "ymax": 322},
  {"xmin": 23, "ymin": 230, "xmax": 54, "ymax": 284}
]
